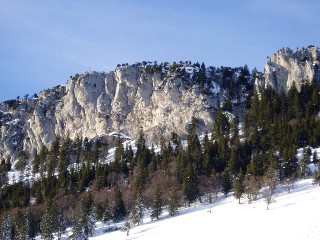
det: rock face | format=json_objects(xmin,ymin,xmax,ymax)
[
  {"xmin": 255, "ymin": 46, "xmax": 320, "ymax": 94},
  {"xmin": 0, "ymin": 62, "xmax": 253, "ymax": 161},
  {"xmin": 3, "ymin": 45, "xmax": 318, "ymax": 162}
]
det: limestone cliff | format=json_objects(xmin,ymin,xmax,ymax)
[
  {"xmin": 256, "ymin": 46, "xmax": 320, "ymax": 94},
  {"xmin": 3, "ymin": 45, "xmax": 319, "ymax": 163},
  {"xmin": 0, "ymin": 62, "xmax": 252, "ymax": 161}
]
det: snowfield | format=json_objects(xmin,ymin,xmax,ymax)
[{"xmin": 85, "ymin": 178, "xmax": 319, "ymax": 240}]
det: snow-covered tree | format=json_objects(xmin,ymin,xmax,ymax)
[
  {"xmin": 1, "ymin": 214, "xmax": 12, "ymax": 240},
  {"xmin": 73, "ymin": 192, "xmax": 96, "ymax": 239},
  {"xmin": 25, "ymin": 207, "xmax": 37, "ymax": 240},
  {"xmin": 41, "ymin": 201, "xmax": 65, "ymax": 240},
  {"xmin": 41, "ymin": 203, "xmax": 56, "ymax": 240},
  {"xmin": 131, "ymin": 194, "xmax": 143, "ymax": 226}
]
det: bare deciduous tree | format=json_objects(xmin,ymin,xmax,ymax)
[
  {"xmin": 262, "ymin": 167, "xmax": 279, "ymax": 210},
  {"xmin": 283, "ymin": 176, "xmax": 295, "ymax": 193},
  {"xmin": 198, "ymin": 171, "xmax": 221, "ymax": 204},
  {"xmin": 244, "ymin": 175, "xmax": 262, "ymax": 203}
]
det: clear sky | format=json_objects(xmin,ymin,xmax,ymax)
[{"xmin": 0, "ymin": 0, "xmax": 319, "ymax": 102}]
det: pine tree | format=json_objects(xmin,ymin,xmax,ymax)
[
  {"xmin": 228, "ymin": 148, "xmax": 240, "ymax": 176},
  {"xmin": 32, "ymin": 151, "xmax": 40, "ymax": 174},
  {"xmin": 15, "ymin": 210, "xmax": 27, "ymax": 240},
  {"xmin": 233, "ymin": 169, "xmax": 245, "ymax": 203},
  {"xmin": 168, "ymin": 189, "xmax": 180, "ymax": 217},
  {"xmin": 214, "ymin": 107, "xmax": 230, "ymax": 139},
  {"xmin": 112, "ymin": 185, "xmax": 126, "ymax": 222},
  {"xmin": 313, "ymin": 150, "xmax": 319, "ymax": 167},
  {"xmin": 73, "ymin": 193, "xmax": 96, "ymax": 239},
  {"xmin": 41, "ymin": 200, "xmax": 65, "ymax": 240},
  {"xmin": 102, "ymin": 198, "xmax": 112, "ymax": 223},
  {"xmin": 72, "ymin": 210, "xmax": 87, "ymax": 240},
  {"xmin": 1, "ymin": 214, "xmax": 12, "ymax": 240},
  {"xmin": 131, "ymin": 194, "xmax": 143, "ymax": 226},
  {"xmin": 41, "ymin": 202, "xmax": 56, "ymax": 240},
  {"xmin": 25, "ymin": 207, "xmax": 37, "ymax": 239},
  {"xmin": 13, "ymin": 208, "xmax": 37, "ymax": 240},
  {"xmin": 182, "ymin": 164, "xmax": 199, "ymax": 206},
  {"xmin": 58, "ymin": 142, "xmax": 70, "ymax": 187},
  {"xmin": 150, "ymin": 185, "xmax": 163, "ymax": 220},
  {"xmin": 115, "ymin": 137, "xmax": 125, "ymax": 164},
  {"xmin": 298, "ymin": 157, "xmax": 311, "ymax": 179},
  {"xmin": 56, "ymin": 208, "xmax": 66, "ymax": 240},
  {"xmin": 221, "ymin": 169, "xmax": 232, "ymax": 196}
]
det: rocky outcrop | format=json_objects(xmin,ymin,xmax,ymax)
[
  {"xmin": 0, "ymin": 62, "xmax": 252, "ymax": 161},
  {"xmin": 256, "ymin": 46, "xmax": 320, "ymax": 94},
  {"xmin": 6, "ymin": 43, "xmax": 317, "ymax": 162}
]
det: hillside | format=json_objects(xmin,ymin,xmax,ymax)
[
  {"xmin": 67, "ymin": 178, "xmax": 319, "ymax": 240},
  {"xmin": 1, "ymin": 46, "xmax": 320, "ymax": 239}
]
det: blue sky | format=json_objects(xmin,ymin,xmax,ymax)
[{"xmin": 0, "ymin": 0, "xmax": 319, "ymax": 101}]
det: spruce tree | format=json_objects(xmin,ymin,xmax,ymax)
[
  {"xmin": 15, "ymin": 210, "xmax": 27, "ymax": 240},
  {"xmin": 313, "ymin": 150, "xmax": 319, "ymax": 167},
  {"xmin": 168, "ymin": 189, "xmax": 179, "ymax": 217},
  {"xmin": 1, "ymin": 214, "xmax": 12, "ymax": 240},
  {"xmin": 150, "ymin": 185, "xmax": 163, "ymax": 220},
  {"xmin": 182, "ymin": 164, "xmax": 199, "ymax": 206},
  {"xmin": 112, "ymin": 137, "xmax": 124, "ymax": 174},
  {"xmin": 25, "ymin": 207, "xmax": 37, "ymax": 239},
  {"xmin": 73, "ymin": 193, "xmax": 96, "ymax": 239},
  {"xmin": 112, "ymin": 185, "xmax": 126, "ymax": 222},
  {"xmin": 233, "ymin": 170, "xmax": 245, "ymax": 203},
  {"xmin": 72, "ymin": 209, "xmax": 87, "ymax": 240},
  {"xmin": 85, "ymin": 192, "xmax": 96, "ymax": 237},
  {"xmin": 131, "ymin": 194, "xmax": 144, "ymax": 226},
  {"xmin": 102, "ymin": 198, "xmax": 112, "ymax": 223},
  {"xmin": 40, "ymin": 202, "xmax": 56, "ymax": 240},
  {"xmin": 131, "ymin": 194, "xmax": 143, "ymax": 226},
  {"xmin": 221, "ymin": 169, "xmax": 232, "ymax": 197}
]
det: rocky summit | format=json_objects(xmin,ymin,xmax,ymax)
[
  {"xmin": 0, "ymin": 46, "xmax": 319, "ymax": 161},
  {"xmin": 256, "ymin": 46, "xmax": 320, "ymax": 94}
]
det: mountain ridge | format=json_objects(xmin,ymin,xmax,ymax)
[{"xmin": 0, "ymin": 46, "xmax": 319, "ymax": 161}]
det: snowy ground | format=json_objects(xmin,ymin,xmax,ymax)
[{"xmin": 81, "ymin": 178, "xmax": 319, "ymax": 240}]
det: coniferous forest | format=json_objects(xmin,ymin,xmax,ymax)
[{"xmin": 1, "ymin": 81, "xmax": 320, "ymax": 239}]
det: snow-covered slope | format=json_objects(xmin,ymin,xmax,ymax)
[{"xmin": 50, "ymin": 178, "xmax": 319, "ymax": 240}]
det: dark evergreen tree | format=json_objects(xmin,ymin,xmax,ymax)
[
  {"xmin": 1, "ymin": 214, "xmax": 12, "ymax": 240},
  {"xmin": 221, "ymin": 169, "xmax": 232, "ymax": 196},
  {"xmin": 233, "ymin": 169, "xmax": 245, "ymax": 203},
  {"xmin": 102, "ymin": 198, "xmax": 112, "ymax": 223},
  {"xmin": 168, "ymin": 188, "xmax": 180, "ymax": 217},
  {"xmin": 214, "ymin": 107, "xmax": 230, "ymax": 139},
  {"xmin": 182, "ymin": 164, "xmax": 199, "ymax": 206},
  {"xmin": 73, "ymin": 192, "xmax": 96, "ymax": 239},
  {"xmin": 40, "ymin": 200, "xmax": 65, "ymax": 240},
  {"xmin": 25, "ymin": 207, "xmax": 37, "ymax": 239},
  {"xmin": 313, "ymin": 150, "xmax": 319, "ymax": 167},
  {"xmin": 114, "ymin": 137, "xmax": 124, "ymax": 173},
  {"xmin": 150, "ymin": 185, "xmax": 163, "ymax": 220},
  {"xmin": 112, "ymin": 185, "xmax": 126, "ymax": 222},
  {"xmin": 40, "ymin": 202, "xmax": 56, "ymax": 240},
  {"xmin": 131, "ymin": 194, "xmax": 144, "ymax": 226}
]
